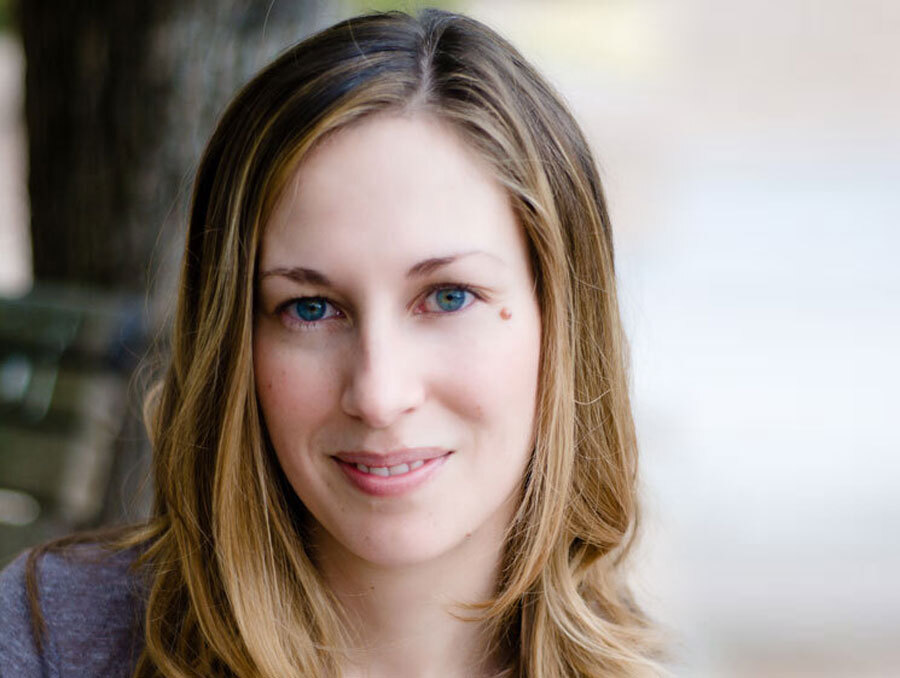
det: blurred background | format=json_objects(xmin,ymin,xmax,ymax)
[{"xmin": 0, "ymin": 0, "xmax": 897, "ymax": 675}]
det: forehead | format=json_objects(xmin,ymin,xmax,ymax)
[{"xmin": 260, "ymin": 113, "xmax": 525, "ymax": 269}]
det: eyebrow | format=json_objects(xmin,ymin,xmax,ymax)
[{"xmin": 259, "ymin": 250, "xmax": 503, "ymax": 287}]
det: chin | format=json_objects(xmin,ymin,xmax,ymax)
[
  {"xmin": 315, "ymin": 516, "xmax": 469, "ymax": 570},
  {"xmin": 348, "ymin": 529, "xmax": 462, "ymax": 569}
]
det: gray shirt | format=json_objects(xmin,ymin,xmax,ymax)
[{"xmin": 0, "ymin": 544, "xmax": 145, "ymax": 677}]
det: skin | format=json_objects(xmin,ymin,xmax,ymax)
[{"xmin": 254, "ymin": 112, "xmax": 542, "ymax": 678}]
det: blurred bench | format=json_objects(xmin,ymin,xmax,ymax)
[{"xmin": 0, "ymin": 284, "xmax": 150, "ymax": 566}]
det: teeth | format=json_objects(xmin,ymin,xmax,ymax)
[{"xmin": 353, "ymin": 460, "xmax": 426, "ymax": 477}]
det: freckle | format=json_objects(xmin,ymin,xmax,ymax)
[{"xmin": 500, "ymin": 307, "xmax": 512, "ymax": 320}]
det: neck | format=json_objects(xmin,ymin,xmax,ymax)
[{"xmin": 312, "ymin": 521, "xmax": 510, "ymax": 678}]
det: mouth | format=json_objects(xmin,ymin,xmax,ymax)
[
  {"xmin": 347, "ymin": 459, "xmax": 426, "ymax": 477},
  {"xmin": 331, "ymin": 449, "xmax": 453, "ymax": 497},
  {"xmin": 332, "ymin": 447, "xmax": 450, "ymax": 468}
]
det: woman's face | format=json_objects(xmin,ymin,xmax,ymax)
[{"xmin": 254, "ymin": 113, "xmax": 541, "ymax": 568}]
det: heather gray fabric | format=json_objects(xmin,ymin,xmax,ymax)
[{"xmin": 0, "ymin": 544, "xmax": 145, "ymax": 677}]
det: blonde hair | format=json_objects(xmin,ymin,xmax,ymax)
[{"xmin": 36, "ymin": 9, "xmax": 661, "ymax": 676}]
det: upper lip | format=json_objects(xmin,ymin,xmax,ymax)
[{"xmin": 333, "ymin": 448, "xmax": 452, "ymax": 467}]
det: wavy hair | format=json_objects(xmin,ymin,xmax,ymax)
[{"xmin": 32, "ymin": 8, "xmax": 661, "ymax": 676}]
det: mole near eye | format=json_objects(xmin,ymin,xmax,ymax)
[{"xmin": 500, "ymin": 307, "xmax": 512, "ymax": 320}]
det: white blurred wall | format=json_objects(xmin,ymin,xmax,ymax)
[{"xmin": 468, "ymin": 1, "xmax": 900, "ymax": 676}]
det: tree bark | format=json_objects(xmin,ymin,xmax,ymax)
[
  {"xmin": 19, "ymin": 0, "xmax": 318, "ymax": 292},
  {"xmin": 12, "ymin": 1, "xmax": 320, "ymax": 529}
]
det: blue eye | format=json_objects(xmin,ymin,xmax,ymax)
[
  {"xmin": 285, "ymin": 297, "xmax": 338, "ymax": 324},
  {"xmin": 434, "ymin": 288, "xmax": 467, "ymax": 311},
  {"xmin": 295, "ymin": 298, "xmax": 326, "ymax": 321},
  {"xmin": 424, "ymin": 286, "xmax": 476, "ymax": 313},
  {"xmin": 277, "ymin": 285, "xmax": 478, "ymax": 330}
]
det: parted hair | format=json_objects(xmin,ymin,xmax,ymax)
[{"xmin": 28, "ymin": 8, "xmax": 661, "ymax": 676}]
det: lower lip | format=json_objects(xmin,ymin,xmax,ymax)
[{"xmin": 334, "ymin": 453, "xmax": 452, "ymax": 497}]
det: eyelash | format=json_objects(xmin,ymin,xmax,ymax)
[{"xmin": 275, "ymin": 283, "xmax": 483, "ymax": 331}]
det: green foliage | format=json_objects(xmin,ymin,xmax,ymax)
[
  {"xmin": 346, "ymin": 0, "xmax": 468, "ymax": 14},
  {"xmin": 0, "ymin": 0, "xmax": 11, "ymax": 33}
]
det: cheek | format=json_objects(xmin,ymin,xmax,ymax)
[
  {"xmin": 442, "ymin": 308, "xmax": 541, "ymax": 446},
  {"xmin": 253, "ymin": 335, "xmax": 339, "ymax": 450}
]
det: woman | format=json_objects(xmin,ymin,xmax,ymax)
[{"xmin": 0, "ymin": 8, "xmax": 660, "ymax": 677}]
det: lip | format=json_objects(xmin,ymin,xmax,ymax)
[
  {"xmin": 333, "ymin": 449, "xmax": 452, "ymax": 498},
  {"xmin": 333, "ymin": 448, "xmax": 450, "ymax": 467}
]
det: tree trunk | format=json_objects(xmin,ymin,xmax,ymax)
[
  {"xmin": 19, "ymin": 0, "xmax": 318, "ymax": 292},
  {"xmin": 9, "ymin": 1, "xmax": 319, "ymax": 534}
]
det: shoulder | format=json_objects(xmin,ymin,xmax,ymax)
[
  {"xmin": 0, "ymin": 542, "xmax": 146, "ymax": 677},
  {"xmin": 0, "ymin": 551, "xmax": 42, "ymax": 675}
]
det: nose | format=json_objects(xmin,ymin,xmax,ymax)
[{"xmin": 340, "ymin": 319, "xmax": 425, "ymax": 429}]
